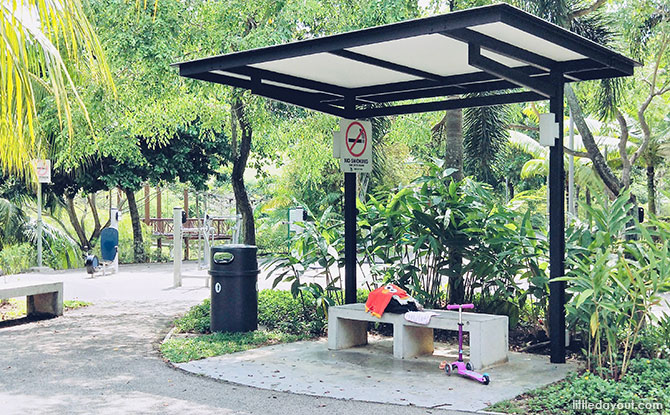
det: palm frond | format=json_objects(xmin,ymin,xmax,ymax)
[
  {"xmin": 520, "ymin": 158, "xmax": 548, "ymax": 179},
  {"xmin": 508, "ymin": 131, "xmax": 547, "ymax": 157},
  {"xmin": 0, "ymin": 0, "xmax": 114, "ymax": 177}
]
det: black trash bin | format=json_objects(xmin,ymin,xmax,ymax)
[{"xmin": 209, "ymin": 245, "xmax": 259, "ymax": 333}]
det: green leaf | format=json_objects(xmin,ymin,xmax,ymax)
[{"xmin": 590, "ymin": 310, "xmax": 599, "ymax": 337}]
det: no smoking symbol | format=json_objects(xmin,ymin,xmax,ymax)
[
  {"xmin": 345, "ymin": 121, "xmax": 367, "ymax": 157},
  {"xmin": 36, "ymin": 164, "xmax": 48, "ymax": 175}
]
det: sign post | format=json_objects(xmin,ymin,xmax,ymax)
[
  {"xmin": 32, "ymin": 160, "xmax": 51, "ymax": 268},
  {"xmin": 333, "ymin": 119, "xmax": 372, "ymax": 304}
]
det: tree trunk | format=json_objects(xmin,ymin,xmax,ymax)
[
  {"xmin": 647, "ymin": 163, "xmax": 656, "ymax": 215},
  {"xmin": 565, "ymin": 85, "xmax": 622, "ymax": 196},
  {"xmin": 66, "ymin": 195, "xmax": 88, "ymax": 249},
  {"xmin": 124, "ymin": 188, "xmax": 146, "ymax": 263},
  {"xmin": 444, "ymin": 109, "xmax": 464, "ymax": 181},
  {"xmin": 506, "ymin": 178, "xmax": 515, "ymax": 201},
  {"xmin": 232, "ymin": 98, "xmax": 256, "ymax": 245},
  {"xmin": 87, "ymin": 193, "xmax": 104, "ymax": 242},
  {"xmin": 448, "ymin": 250, "xmax": 465, "ymax": 304},
  {"xmin": 444, "ymin": 109, "xmax": 465, "ymax": 303}
]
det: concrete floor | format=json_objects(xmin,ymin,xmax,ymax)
[
  {"xmin": 0, "ymin": 262, "xmax": 585, "ymax": 414},
  {"xmin": 178, "ymin": 336, "xmax": 578, "ymax": 412}
]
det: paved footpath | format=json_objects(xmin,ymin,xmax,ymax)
[{"xmin": 0, "ymin": 264, "xmax": 474, "ymax": 415}]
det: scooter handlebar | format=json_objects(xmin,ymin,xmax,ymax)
[{"xmin": 447, "ymin": 303, "xmax": 474, "ymax": 310}]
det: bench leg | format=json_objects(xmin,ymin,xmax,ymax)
[
  {"xmin": 468, "ymin": 318, "xmax": 508, "ymax": 369},
  {"xmin": 328, "ymin": 317, "xmax": 368, "ymax": 350},
  {"xmin": 394, "ymin": 325, "xmax": 434, "ymax": 359},
  {"xmin": 27, "ymin": 291, "xmax": 63, "ymax": 317}
]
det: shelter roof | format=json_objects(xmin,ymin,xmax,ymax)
[{"xmin": 173, "ymin": 3, "xmax": 639, "ymax": 118}]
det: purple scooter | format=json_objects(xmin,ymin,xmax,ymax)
[{"xmin": 438, "ymin": 303, "xmax": 490, "ymax": 385}]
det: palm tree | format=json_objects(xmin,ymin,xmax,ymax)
[
  {"xmin": 509, "ymin": 128, "xmax": 631, "ymax": 201},
  {"xmin": 464, "ymin": 100, "xmax": 511, "ymax": 186},
  {"xmin": 642, "ymin": 131, "xmax": 670, "ymax": 215},
  {"xmin": 1, "ymin": 0, "xmax": 113, "ymax": 177}
]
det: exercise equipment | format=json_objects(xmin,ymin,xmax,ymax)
[
  {"xmin": 172, "ymin": 206, "xmax": 242, "ymax": 288},
  {"xmin": 84, "ymin": 208, "xmax": 120, "ymax": 277}
]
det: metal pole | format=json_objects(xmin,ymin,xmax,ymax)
[
  {"xmin": 344, "ymin": 172, "xmax": 357, "ymax": 304},
  {"xmin": 110, "ymin": 208, "xmax": 119, "ymax": 273},
  {"xmin": 173, "ymin": 207, "xmax": 182, "ymax": 288},
  {"xmin": 37, "ymin": 182, "xmax": 43, "ymax": 268},
  {"xmin": 568, "ymin": 108, "xmax": 575, "ymax": 216},
  {"xmin": 549, "ymin": 77, "xmax": 566, "ymax": 364}
]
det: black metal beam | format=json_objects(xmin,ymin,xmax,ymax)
[
  {"xmin": 441, "ymin": 28, "xmax": 556, "ymax": 70},
  {"xmin": 341, "ymin": 79, "xmax": 518, "ymax": 104},
  {"xmin": 226, "ymin": 66, "xmax": 350, "ymax": 97},
  {"xmin": 548, "ymin": 73, "xmax": 566, "ymax": 364},
  {"xmin": 329, "ymin": 49, "xmax": 448, "ymax": 82},
  {"xmin": 468, "ymin": 43, "xmax": 554, "ymax": 97},
  {"xmin": 348, "ymin": 65, "xmax": 547, "ymax": 99},
  {"xmin": 562, "ymin": 68, "xmax": 632, "ymax": 83},
  {"xmin": 354, "ymin": 91, "xmax": 544, "ymax": 118},
  {"xmin": 187, "ymin": 72, "xmax": 349, "ymax": 118}
]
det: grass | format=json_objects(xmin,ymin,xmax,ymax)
[
  {"xmin": 488, "ymin": 358, "xmax": 670, "ymax": 415},
  {"xmin": 64, "ymin": 300, "xmax": 92, "ymax": 310},
  {"xmin": 161, "ymin": 290, "xmax": 333, "ymax": 363},
  {"xmin": 0, "ymin": 298, "xmax": 91, "ymax": 320},
  {"xmin": 160, "ymin": 330, "xmax": 309, "ymax": 363}
]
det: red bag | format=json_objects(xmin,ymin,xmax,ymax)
[{"xmin": 365, "ymin": 284, "xmax": 415, "ymax": 318}]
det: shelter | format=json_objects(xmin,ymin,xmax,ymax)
[{"xmin": 172, "ymin": 3, "xmax": 639, "ymax": 364}]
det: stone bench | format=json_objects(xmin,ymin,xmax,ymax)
[
  {"xmin": 328, "ymin": 303, "xmax": 508, "ymax": 369},
  {"xmin": 0, "ymin": 281, "xmax": 63, "ymax": 318}
]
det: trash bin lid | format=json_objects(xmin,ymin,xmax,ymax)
[{"xmin": 210, "ymin": 245, "xmax": 258, "ymax": 273}]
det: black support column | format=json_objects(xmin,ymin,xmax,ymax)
[
  {"xmin": 548, "ymin": 74, "xmax": 566, "ymax": 364},
  {"xmin": 344, "ymin": 96, "xmax": 357, "ymax": 305},
  {"xmin": 344, "ymin": 172, "xmax": 357, "ymax": 304}
]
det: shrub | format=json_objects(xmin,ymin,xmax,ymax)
[
  {"xmin": 174, "ymin": 299, "xmax": 211, "ymax": 334},
  {"xmin": 559, "ymin": 191, "xmax": 670, "ymax": 379},
  {"xmin": 258, "ymin": 289, "xmax": 326, "ymax": 336},
  {"xmin": 639, "ymin": 313, "xmax": 670, "ymax": 360},
  {"xmin": 489, "ymin": 358, "xmax": 670, "ymax": 415},
  {"xmin": 0, "ymin": 243, "xmax": 35, "ymax": 275},
  {"xmin": 116, "ymin": 217, "xmax": 152, "ymax": 264},
  {"xmin": 256, "ymin": 216, "xmax": 288, "ymax": 255},
  {"xmin": 173, "ymin": 290, "xmax": 328, "ymax": 337}
]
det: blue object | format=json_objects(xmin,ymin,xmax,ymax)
[{"xmin": 100, "ymin": 228, "xmax": 119, "ymax": 262}]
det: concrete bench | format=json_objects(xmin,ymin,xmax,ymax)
[
  {"xmin": 0, "ymin": 281, "xmax": 63, "ymax": 318},
  {"xmin": 328, "ymin": 303, "xmax": 508, "ymax": 369}
]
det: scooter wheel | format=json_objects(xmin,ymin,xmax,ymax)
[
  {"xmin": 444, "ymin": 364, "xmax": 451, "ymax": 376},
  {"xmin": 483, "ymin": 374, "xmax": 490, "ymax": 385},
  {"xmin": 466, "ymin": 362, "xmax": 473, "ymax": 371}
]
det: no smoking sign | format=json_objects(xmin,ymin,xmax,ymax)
[
  {"xmin": 32, "ymin": 159, "xmax": 51, "ymax": 184},
  {"xmin": 333, "ymin": 119, "xmax": 372, "ymax": 173}
]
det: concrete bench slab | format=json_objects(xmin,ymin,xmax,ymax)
[
  {"xmin": 0, "ymin": 281, "xmax": 63, "ymax": 318},
  {"xmin": 328, "ymin": 303, "xmax": 508, "ymax": 369}
]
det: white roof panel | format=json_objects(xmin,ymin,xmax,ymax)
[
  {"xmin": 347, "ymin": 34, "xmax": 477, "ymax": 77},
  {"xmin": 250, "ymin": 52, "xmax": 421, "ymax": 88},
  {"xmin": 470, "ymin": 22, "xmax": 586, "ymax": 62},
  {"xmin": 347, "ymin": 34, "xmax": 526, "ymax": 78}
]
